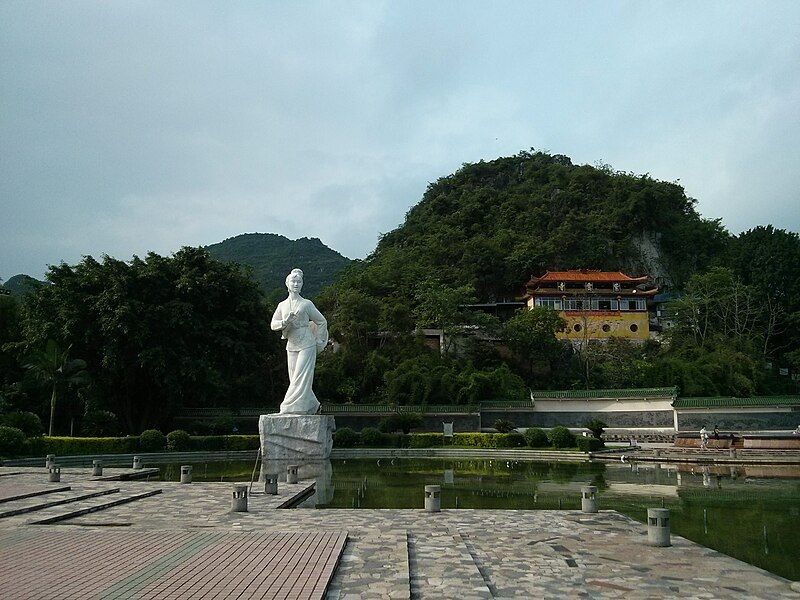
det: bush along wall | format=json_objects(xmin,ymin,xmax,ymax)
[
  {"xmin": 10, "ymin": 434, "xmax": 261, "ymax": 458},
  {"xmin": 332, "ymin": 430, "xmax": 593, "ymax": 451}
]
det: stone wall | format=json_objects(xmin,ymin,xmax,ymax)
[
  {"xmin": 677, "ymin": 411, "xmax": 799, "ymax": 432},
  {"xmin": 489, "ymin": 410, "xmax": 675, "ymax": 429},
  {"xmin": 330, "ymin": 413, "xmax": 480, "ymax": 432}
]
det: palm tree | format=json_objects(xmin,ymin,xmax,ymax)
[{"xmin": 24, "ymin": 340, "xmax": 89, "ymax": 436}]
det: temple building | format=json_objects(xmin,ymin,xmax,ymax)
[{"xmin": 524, "ymin": 270, "xmax": 658, "ymax": 341}]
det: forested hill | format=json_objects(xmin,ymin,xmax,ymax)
[
  {"xmin": 324, "ymin": 151, "xmax": 729, "ymax": 309},
  {"xmin": 1, "ymin": 274, "xmax": 46, "ymax": 297},
  {"xmin": 205, "ymin": 233, "xmax": 352, "ymax": 297}
]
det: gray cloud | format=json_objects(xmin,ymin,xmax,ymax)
[{"xmin": 2, "ymin": 1, "xmax": 799, "ymax": 280}]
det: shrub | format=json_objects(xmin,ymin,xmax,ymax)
[
  {"xmin": 379, "ymin": 413, "xmax": 423, "ymax": 434},
  {"xmin": 332, "ymin": 427, "xmax": 358, "ymax": 448},
  {"xmin": 360, "ymin": 427, "xmax": 384, "ymax": 447},
  {"xmin": 81, "ymin": 411, "xmax": 121, "ymax": 436},
  {"xmin": 0, "ymin": 426, "xmax": 26, "ymax": 456},
  {"xmin": 495, "ymin": 432, "xmax": 526, "ymax": 448},
  {"xmin": 187, "ymin": 435, "xmax": 225, "ymax": 451},
  {"xmin": 209, "ymin": 416, "xmax": 235, "ymax": 435},
  {"xmin": 139, "ymin": 429, "xmax": 167, "ymax": 452},
  {"xmin": 493, "ymin": 419, "xmax": 516, "ymax": 433},
  {"xmin": 222, "ymin": 435, "xmax": 260, "ymax": 451},
  {"xmin": 187, "ymin": 421, "xmax": 213, "ymax": 435},
  {"xmin": 547, "ymin": 426, "xmax": 575, "ymax": 449},
  {"xmin": 524, "ymin": 427, "xmax": 549, "ymax": 448},
  {"xmin": 408, "ymin": 433, "xmax": 444, "ymax": 448},
  {"xmin": 0, "ymin": 411, "xmax": 43, "ymax": 437},
  {"xmin": 452, "ymin": 433, "xmax": 498, "ymax": 448},
  {"xmin": 166, "ymin": 429, "xmax": 192, "ymax": 451},
  {"xmin": 576, "ymin": 436, "xmax": 605, "ymax": 452},
  {"xmin": 584, "ymin": 419, "xmax": 607, "ymax": 440}
]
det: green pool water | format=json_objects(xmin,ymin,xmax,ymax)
[{"xmin": 157, "ymin": 457, "xmax": 800, "ymax": 581}]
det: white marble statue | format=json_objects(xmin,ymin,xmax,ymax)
[{"xmin": 271, "ymin": 268, "xmax": 328, "ymax": 414}]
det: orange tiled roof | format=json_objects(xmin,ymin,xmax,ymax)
[{"xmin": 535, "ymin": 270, "xmax": 649, "ymax": 283}]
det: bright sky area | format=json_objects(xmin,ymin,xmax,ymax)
[{"xmin": 2, "ymin": 1, "xmax": 799, "ymax": 280}]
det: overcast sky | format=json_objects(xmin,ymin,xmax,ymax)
[{"xmin": 2, "ymin": 1, "xmax": 799, "ymax": 281}]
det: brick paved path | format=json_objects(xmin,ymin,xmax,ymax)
[{"xmin": 0, "ymin": 529, "xmax": 346, "ymax": 599}]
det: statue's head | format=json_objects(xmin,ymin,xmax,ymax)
[{"xmin": 285, "ymin": 268, "xmax": 304, "ymax": 294}]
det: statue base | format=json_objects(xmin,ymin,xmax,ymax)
[{"xmin": 259, "ymin": 414, "xmax": 335, "ymax": 461}]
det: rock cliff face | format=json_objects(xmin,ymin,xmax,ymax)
[{"xmin": 629, "ymin": 232, "xmax": 673, "ymax": 288}]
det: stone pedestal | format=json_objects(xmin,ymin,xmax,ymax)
[{"xmin": 259, "ymin": 414, "xmax": 335, "ymax": 461}]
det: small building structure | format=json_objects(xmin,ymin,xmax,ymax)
[{"xmin": 524, "ymin": 270, "xmax": 658, "ymax": 341}]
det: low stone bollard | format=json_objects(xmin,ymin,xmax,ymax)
[
  {"xmin": 264, "ymin": 473, "xmax": 278, "ymax": 495},
  {"xmin": 45, "ymin": 454, "xmax": 56, "ymax": 469},
  {"xmin": 286, "ymin": 465, "xmax": 299, "ymax": 484},
  {"xmin": 48, "ymin": 465, "xmax": 61, "ymax": 483},
  {"xmin": 425, "ymin": 485, "xmax": 441, "ymax": 513},
  {"xmin": 92, "ymin": 460, "xmax": 103, "ymax": 476},
  {"xmin": 180, "ymin": 465, "xmax": 192, "ymax": 484},
  {"xmin": 729, "ymin": 448, "xmax": 737, "ymax": 458},
  {"xmin": 653, "ymin": 449, "xmax": 661, "ymax": 458},
  {"xmin": 581, "ymin": 485, "xmax": 598, "ymax": 513},
  {"xmin": 647, "ymin": 508, "xmax": 671, "ymax": 547},
  {"xmin": 231, "ymin": 484, "xmax": 248, "ymax": 512},
  {"xmin": 132, "ymin": 456, "xmax": 142, "ymax": 470}
]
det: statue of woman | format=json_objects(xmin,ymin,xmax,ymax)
[{"xmin": 271, "ymin": 268, "xmax": 328, "ymax": 414}]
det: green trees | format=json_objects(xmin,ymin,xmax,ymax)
[
  {"xmin": 24, "ymin": 340, "xmax": 89, "ymax": 436},
  {"xmin": 20, "ymin": 247, "xmax": 283, "ymax": 433},
  {"xmin": 503, "ymin": 307, "xmax": 566, "ymax": 380}
]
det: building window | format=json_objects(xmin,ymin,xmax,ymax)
[
  {"xmin": 602, "ymin": 324, "xmax": 611, "ymax": 332},
  {"xmin": 573, "ymin": 323, "xmax": 582, "ymax": 332},
  {"xmin": 535, "ymin": 297, "xmax": 563, "ymax": 310},
  {"xmin": 621, "ymin": 298, "xmax": 646, "ymax": 311},
  {"xmin": 630, "ymin": 323, "xmax": 638, "ymax": 332}
]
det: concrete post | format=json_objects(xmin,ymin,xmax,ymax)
[
  {"xmin": 180, "ymin": 465, "xmax": 192, "ymax": 484},
  {"xmin": 653, "ymin": 449, "xmax": 661, "ymax": 458},
  {"xmin": 581, "ymin": 485, "xmax": 598, "ymax": 513},
  {"xmin": 729, "ymin": 448, "xmax": 737, "ymax": 458},
  {"xmin": 132, "ymin": 456, "xmax": 142, "ymax": 470},
  {"xmin": 48, "ymin": 465, "xmax": 61, "ymax": 483},
  {"xmin": 286, "ymin": 465, "xmax": 299, "ymax": 484},
  {"xmin": 92, "ymin": 460, "xmax": 103, "ymax": 476},
  {"xmin": 425, "ymin": 485, "xmax": 441, "ymax": 513},
  {"xmin": 264, "ymin": 473, "xmax": 278, "ymax": 495},
  {"xmin": 45, "ymin": 454, "xmax": 56, "ymax": 469},
  {"xmin": 231, "ymin": 484, "xmax": 248, "ymax": 512},
  {"xmin": 647, "ymin": 508, "xmax": 671, "ymax": 547}
]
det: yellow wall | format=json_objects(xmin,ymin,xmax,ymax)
[
  {"xmin": 526, "ymin": 297, "xmax": 651, "ymax": 341},
  {"xmin": 557, "ymin": 311, "xmax": 649, "ymax": 341}
]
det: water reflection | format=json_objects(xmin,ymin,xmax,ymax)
[{"xmin": 321, "ymin": 458, "xmax": 800, "ymax": 581}]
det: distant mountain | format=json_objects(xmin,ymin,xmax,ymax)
[
  {"xmin": 1, "ymin": 274, "xmax": 46, "ymax": 297},
  {"xmin": 205, "ymin": 233, "xmax": 352, "ymax": 297}
]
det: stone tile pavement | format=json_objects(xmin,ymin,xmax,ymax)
[{"xmin": 0, "ymin": 467, "xmax": 798, "ymax": 599}]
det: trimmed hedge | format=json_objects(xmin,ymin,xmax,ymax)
[
  {"xmin": 166, "ymin": 430, "xmax": 192, "ymax": 451},
  {"xmin": 140, "ymin": 429, "xmax": 167, "ymax": 452},
  {"xmin": 547, "ymin": 426, "xmax": 575, "ymax": 449},
  {"xmin": 333, "ymin": 430, "xmax": 581, "ymax": 450},
  {"xmin": 575, "ymin": 436, "xmax": 605, "ymax": 452},
  {"xmin": 524, "ymin": 427, "xmax": 549, "ymax": 448},
  {"xmin": 15, "ymin": 434, "xmax": 260, "ymax": 457},
  {"xmin": 24, "ymin": 436, "xmax": 140, "ymax": 456},
  {"xmin": 0, "ymin": 426, "xmax": 26, "ymax": 456}
]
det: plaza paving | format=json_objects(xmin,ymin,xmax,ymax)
[{"xmin": 0, "ymin": 466, "xmax": 797, "ymax": 598}]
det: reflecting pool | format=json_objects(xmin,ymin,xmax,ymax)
[{"xmin": 157, "ymin": 458, "xmax": 800, "ymax": 580}]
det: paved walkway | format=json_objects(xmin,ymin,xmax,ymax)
[{"xmin": 0, "ymin": 467, "xmax": 797, "ymax": 599}]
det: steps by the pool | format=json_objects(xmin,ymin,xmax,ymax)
[
  {"xmin": 96, "ymin": 467, "xmax": 160, "ymax": 481},
  {"xmin": 29, "ymin": 489, "xmax": 162, "ymax": 525},
  {"xmin": 0, "ymin": 488, "xmax": 120, "ymax": 519}
]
